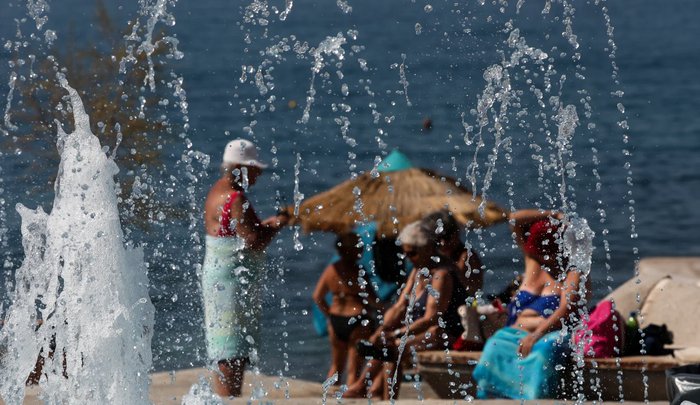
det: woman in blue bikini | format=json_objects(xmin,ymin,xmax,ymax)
[{"xmin": 473, "ymin": 209, "xmax": 589, "ymax": 399}]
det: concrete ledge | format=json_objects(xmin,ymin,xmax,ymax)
[
  {"xmin": 3, "ymin": 366, "xmax": 671, "ymax": 404},
  {"xmin": 416, "ymin": 350, "xmax": 692, "ymax": 401}
]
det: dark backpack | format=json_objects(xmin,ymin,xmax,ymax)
[{"xmin": 625, "ymin": 323, "xmax": 674, "ymax": 356}]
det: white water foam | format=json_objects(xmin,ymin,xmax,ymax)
[{"xmin": 0, "ymin": 79, "xmax": 154, "ymax": 404}]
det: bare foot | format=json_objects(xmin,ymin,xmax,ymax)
[
  {"xmin": 341, "ymin": 384, "xmax": 367, "ymax": 398},
  {"xmin": 212, "ymin": 358, "xmax": 247, "ymax": 397}
]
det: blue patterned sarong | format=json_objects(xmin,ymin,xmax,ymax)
[
  {"xmin": 201, "ymin": 235, "xmax": 265, "ymax": 362},
  {"xmin": 473, "ymin": 327, "xmax": 570, "ymax": 399}
]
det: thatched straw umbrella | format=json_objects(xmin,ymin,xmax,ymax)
[{"xmin": 284, "ymin": 150, "xmax": 507, "ymax": 237}]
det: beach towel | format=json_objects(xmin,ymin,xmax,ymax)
[
  {"xmin": 201, "ymin": 235, "xmax": 265, "ymax": 362},
  {"xmin": 473, "ymin": 327, "xmax": 570, "ymax": 399}
]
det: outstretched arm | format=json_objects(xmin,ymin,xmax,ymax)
[
  {"xmin": 509, "ymin": 209, "xmax": 564, "ymax": 263},
  {"xmin": 509, "ymin": 209, "xmax": 561, "ymax": 247},
  {"xmin": 230, "ymin": 195, "xmax": 288, "ymax": 251}
]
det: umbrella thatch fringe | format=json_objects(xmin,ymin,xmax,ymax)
[{"xmin": 284, "ymin": 167, "xmax": 507, "ymax": 236}]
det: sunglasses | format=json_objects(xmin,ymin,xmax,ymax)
[{"xmin": 403, "ymin": 248, "xmax": 420, "ymax": 258}]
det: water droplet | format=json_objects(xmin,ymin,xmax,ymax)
[{"xmin": 415, "ymin": 23, "xmax": 423, "ymax": 35}]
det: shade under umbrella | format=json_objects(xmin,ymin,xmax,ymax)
[{"xmin": 285, "ymin": 150, "xmax": 507, "ymax": 236}]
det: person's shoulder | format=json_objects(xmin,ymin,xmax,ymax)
[
  {"xmin": 433, "ymin": 267, "xmax": 452, "ymax": 280},
  {"xmin": 205, "ymin": 187, "xmax": 226, "ymax": 209},
  {"xmin": 563, "ymin": 267, "xmax": 582, "ymax": 281},
  {"xmin": 322, "ymin": 263, "xmax": 339, "ymax": 277},
  {"xmin": 222, "ymin": 187, "xmax": 243, "ymax": 199},
  {"xmin": 404, "ymin": 266, "xmax": 419, "ymax": 280},
  {"xmin": 440, "ymin": 256, "xmax": 460, "ymax": 272},
  {"xmin": 205, "ymin": 180, "xmax": 222, "ymax": 198},
  {"xmin": 226, "ymin": 190, "xmax": 248, "ymax": 207},
  {"xmin": 315, "ymin": 265, "xmax": 332, "ymax": 287},
  {"xmin": 207, "ymin": 178, "xmax": 232, "ymax": 197}
]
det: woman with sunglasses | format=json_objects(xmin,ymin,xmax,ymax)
[{"xmin": 344, "ymin": 220, "xmax": 467, "ymax": 400}]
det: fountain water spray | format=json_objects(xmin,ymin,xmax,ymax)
[{"xmin": 0, "ymin": 78, "xmax": 155, "ymax": 405}]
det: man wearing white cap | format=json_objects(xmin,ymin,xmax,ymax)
[{"xmin": 202, "ymin": 139, "xmax": 289, "ymax": 397}]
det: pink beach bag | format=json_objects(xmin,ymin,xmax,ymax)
[{"xmin": 574, "ymin": 300, "xmax": 625, "ymax": 358}]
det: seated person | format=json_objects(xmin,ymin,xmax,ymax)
[
  {"xmin": 473, "ymin": 209, "xmax": 589, "ymax": 399},
  {"xmin": 344, "ymin": 221, "xmax": 467, "ymax": 400},
  {"xmin": 422, "ymin": 209, "xmax": 484, "ymax": 295},
  {"xmin": 313, "ymin": 233, "xmax": 382, "ymax": 386},
  {"xmin": 423, "ymin": 210, "xmax": 488, "ymax": 349}
]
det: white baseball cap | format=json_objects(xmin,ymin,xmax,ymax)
[{"xmin": 222, "ymin": 139, "xmax": 268, "ymax": 169}]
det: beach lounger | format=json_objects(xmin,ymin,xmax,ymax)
[
  {"xmin": 417, "ymin": 350, "xmax": 692, "ymax": 400},
  {"xmin": 415, "ymin": 257, "xmax": 700, "ymax": 400}
]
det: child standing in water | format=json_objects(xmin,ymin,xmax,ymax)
[{"xmin": 313, "ymin": 233, "xmax": 381, "ymax": 385}]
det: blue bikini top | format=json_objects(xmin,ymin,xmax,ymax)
[{"xmin": 506, "ymin": 290, "xmax": 561, "ymax": 326}]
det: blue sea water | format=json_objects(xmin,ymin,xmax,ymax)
[{"xmin": 1, "ymin": 0, "xmax": 699, "ymax": 382}]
